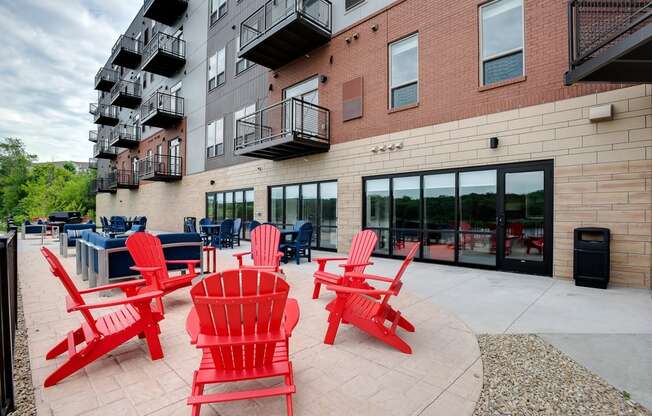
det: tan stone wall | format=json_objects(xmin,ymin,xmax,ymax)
[{"xmin": 97, "ymin": 85, "xmax": 652, "ymax": 288}]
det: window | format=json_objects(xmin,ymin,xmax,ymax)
[
  {"xmin": 235, "ymin": 36, "xmax": 254, "ymax": 74},
  {"xmin": 210, "ymin": 0, "xmax": 227, "ymax": 25},
  {"xmin": 345, "ymin": 0, "xmax": 365, "ymax": 11},
  {"xmin": 234, "ymin": 104, "xmax": 256, "ymax": 141},
  {"xmin": 206, "ymin": 188, "xmax": 255, "ymax": 239},
  {"xmin": 389, "ymin": 34, "xmax": 418, "ymax": 109},
  {"xmin": 480, "ymin": 0, "xmax": 524, "ymax": 85},
  {"xmin": 206, "ymin": 118, "xmax": 224, "ymax": 158},
  {"xmin": 208, "ymin": 48, "xmax": 225, "ymax": 90}
]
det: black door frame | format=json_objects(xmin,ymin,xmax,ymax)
[{"xmin": 361, "ymin": 160, "xmax": 554, "ymax": 276}]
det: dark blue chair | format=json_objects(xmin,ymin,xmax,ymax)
[
  {"xmin": 232, "ymin": 218, "xmax": 242, "ymax": 247},
  {"xmin": 213, "ymin": 219, "xmax": 234, "ymax": 249},
  {"xmin": 199, "ymin": 218, "xmax": 213, "ymax": 245},
  {"xmin": 111, "ymin": 216, "xmax": 127, "ymax": 234},
  {"xmin": 249, "ymin": 220, "xmax": 261, "ymax": 232},
  {"xmin": 280, "ymin": 222, "xmax": 313, "ymax": 264},
  {"xmin": 184, "ymin": 217, "xmax": 197, "ymax": 233}
]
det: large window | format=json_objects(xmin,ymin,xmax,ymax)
[
  {"xmin": 206, "ymin": 188, "xmax": 255, "ymax": 239},
  {"xmin": 389, "ymin": 34, "xmax": 418, "ymax": 109},
  {"xmin": 210, "ymin": 0, "xmax": 227, "ymax": 25},
  {"xmin": 480, "ymin": 0, "xmax": 524, "ymax": 85},
  {"xmin": 235, "ymin": 36, "xmax": 254, "ymax": 74},
  {"xmin": 206, "ymin": 118, "xmax": 224, "ymax": 157},
  {"xmin": 268, "ymin": 181, "xmax": 338, "ymax": 250},
  {"xmin": 208, "ymin": 47, "xmax": 225, "ymax": 90},
  {"xmin": 365, "ymin": 179, "xmax": 390, "ymax": 255},
  {"xmin": 234, "ymin": 104, "xmax": 256, "ymax": 141}
]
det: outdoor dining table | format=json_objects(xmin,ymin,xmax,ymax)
[{"xmin": 279, "ymin": 229, "xmax": 298, "ymax": 244}]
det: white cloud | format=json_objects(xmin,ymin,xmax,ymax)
[{"xmin": 0, "ymin": 0, "xmax": 137, "ymax": 162}]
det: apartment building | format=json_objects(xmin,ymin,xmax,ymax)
[{"xmin": 94, "ymin": 0, "xmax": 652, "ymax": 288}]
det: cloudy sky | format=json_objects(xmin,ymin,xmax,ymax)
[{"xmin": 0, "ymin": 0, "xmax": 138, "ymax": 162}]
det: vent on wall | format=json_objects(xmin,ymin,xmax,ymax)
[{"xmin": 342, "ymin": 76, "xmax": 363, "ymax": 122}]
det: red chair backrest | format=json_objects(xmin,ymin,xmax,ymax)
[
  {"xmin": 347, "ymin": 230, "xmax": 378, "ymax": 274},
  {"xmin": 126, "ymin": 232, "xmax": 169, "ymax": 289},
  {"xmin": 190, "ymin": 269, "xmax": 289, "ymax": 371},
  {"xmin": 250, "ymin": 224, "xmax": 281, "ymax": 268},
  {"xmin": 40, "ymin": 247, "xmax": 100, "ymax": 337},
  {"xmin": 382, "ymin": 242, "xmax": 420, "ymax": 307}
]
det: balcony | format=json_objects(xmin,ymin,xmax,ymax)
[
  {"xmin": 234, "ymin": 97, "xmax": 330, "ymax": 160},
  {"xmin": 143, "ymin": 0, "xmax": 188, "ymax": 25},
  {"xmin": 109, "ymin": 124, "xmax": 140, "ymax": 149},
  {"xmin": 89, "ymin": 103, "xmax": 119, "ymax": 126},
  {"xmin": 239, "ymin": 0, "xmax": 332, "ymax": 69},
  {"xmin": 139, "ymin": 154, "xmax": 182, "ymax": 181},
  {"xmin": 109, "ymin": 170, "xmax": 139, "ymax": 189},
  {"xmin": 89, "ymin": 130, "xmax": 98, "ymax": 143},
  {"xmin": 94, "ymin": 177, "xmax": 116, "ymax": 194},
  {"xmin": 140, "ymin": 92, "xmax": 184, "ymax": 128},
  {"xmin": 110, "ymin": 80, "xmax": 142, "ymax": 109},
  {"xmin": 88, "ymin": 158, "xmax": 98, "ymax": 169},
  {"xmin": 110, "ymin": 35, "xmax": 142, "ymax": 69},
  {"xmin": 142, "ymin": 33, "xmax": 186, "ymax": 77},
  {"xmin": 565, "ymin": 0, "xmax": 652, "ymax": 85},
  {"xmin": 94, "ymin": 67, "xmax": 118, "ymax": 92},
  {"xmin": 93, "ymin": 140, "xmax": 118, "ymax": 160}
]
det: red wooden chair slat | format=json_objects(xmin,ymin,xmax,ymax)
[
  {"xmin": 186, "ymin": 269, "xmax": 299, "ymax": 416},
  {"xmin": 233, "ymin": 224, "xmax": 283, "ymax": 272},
  {"xmin": 312, "ymin": 229, "xmax": 378, "ymax": 299},
  {"xmin": 323, "ymin": 243, "xmax": 420, "ymax": 354},
  {"xmin": 126, "ymin": 232, "xmax": 200, "ymax": 314},
  {"xmin": 40, "ymin": 247, "xmax": 164, "ymax": 387}
]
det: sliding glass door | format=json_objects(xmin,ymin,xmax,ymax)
[
  {"xmin": 205, "ymin": 188, "xmax": 255, "ymax": 240},
  {"xmin": 362, "ymin": 161, "xmax": 552, "ymax": 276}
]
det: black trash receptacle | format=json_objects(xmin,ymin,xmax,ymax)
[{"xmin": 574, "ymin": 227, "xmax": 610, "ymax": 289}]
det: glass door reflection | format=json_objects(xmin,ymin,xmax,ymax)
[
  {"xmin": 458, "ymin": 170, "xmax": 497, "ymax": 266},
  {"xmin": 423, "ymin": 173, "xmax": 456, "ymax": 262}
]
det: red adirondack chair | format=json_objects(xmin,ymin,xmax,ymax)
[
  {"xmin": 185, "ymin": 269, "xmax": 299, "ymax": 416},
  {"xmin": 323, "ymin": 243, "xmax": 420, "ymax": 354},
  {"xmin": 40, "ymin": 247, "xmax": 164, "ymax": 387},
  {"xmin": 233, "ymin": 224, "xmax": 284, "ymax": 272},
  {"xmin": 126, "ymin": 232, "xmax": 201, "ymax": 313},
  {"xmin": 312, "ymin": 229, "xmax": 377, "ymax": 299}
]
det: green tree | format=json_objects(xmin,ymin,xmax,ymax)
[{"xmin": 0, "ymin": 137, "xmax": 36, "ymax": 221}]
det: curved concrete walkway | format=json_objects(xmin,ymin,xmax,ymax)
[{"xmin": 20, "ymin": 239, "xmax": 482, "ymax": 415}]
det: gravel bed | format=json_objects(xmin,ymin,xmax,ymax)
[
  {"xmin": 474, "ymin": 335, "xmax": 651, "ymax": 416},
  {"xmin": 10, "ymin": 287, "xmax": 36, "ymax": 416}
]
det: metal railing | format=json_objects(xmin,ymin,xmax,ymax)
[
  {"xmin": 111, "ymin": 35, "xmax": 142, "ymax": 57},
  {"xmin": 141, "ymin": 92, "xmax": 184, "ymax": 119},
  {"xmin": 89, "ymin": 130, "xmax": 98, "ymax": 143},
  {"xmin": 0, "ymin": 231, "xmax": 17, "ymax": 416},
  {"xmin": 139, "ymin": 154, "xmax": 183, "ymax": 177},
  {"xmin": 143, "ymin": 32, "xmax": 186, "ymax": 62},
  {"xmin": 110, "ymin": 79, "xmax": 141, "ymax": 100},
  {"xmin": 88, "ymin": 158, "xmax": 98, "ymax": 169},
  {"xmin": 93, "ymin": 140, "xmax": 118, "ymax": 157},
  {"xmin": 144, "ymin": 0, "xmax": 188, "ymax": 11},
  {"xmin": 94, "ymin": 67, "xmax": 118, "ymax": 86},
  {"xmin": 240, "ymin": 0, "xmax": 332, "ymax": 50},
  {"xmin": 568, "ymin": 0, "xmax": 652, "ymax": 65},
  {"xmin": 111, "ymin": 124, "xmax": 140, "ymax": 143},
  {"xmin": 234, "ymin": 97, "xmax": 330, "ymax": 151},
  {"xmin": 89, "ymin": 103, "xmax": 119, "ymax": 120},
  {"xmin": 109, "ymin": 170, "xmax": 139, "ymax": 187},
  {"xmin": 93, "ymin": 177, "xmax": 114, "ymax": 192}
]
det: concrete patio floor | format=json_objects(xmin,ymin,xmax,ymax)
[{"xmin": 20, "ymin": 238, "xmax": 482, "ymax": 416}]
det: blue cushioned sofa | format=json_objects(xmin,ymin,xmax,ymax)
[
  {"xmin": 60, "ymin": 223, "xmax": 97, "ymax": 257},
  {"xmin": 22, "ymin": 220, "xmax": 46, "ymax": 241},
  {"xmin": 77, "ymin": 232, "xmax": 202, "ymax": 290}
]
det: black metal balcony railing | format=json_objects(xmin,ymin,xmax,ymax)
[
  {"xmin": 109, "ymin": 124, "xmax": 140, "ymax": 148},
  {"xmin": 139, "ymin": 154, "xmax": 183, "ymax": 181},
  {"xmin": 93, "ymin": 177, "xmax": 116, "ymax": 193},
  {"xmin": 566, "ymin": 0, "xmax": 652, "ymax": 84},
  {"xmin": 89, "ymin": 130, "xmax": 98, "ymax": 143},
  {"xmin": 111, "ymin": 35, "xmax": 143, "ymax": 69},
  {"xmin": 234, "ymin": 97, "xmax": 330, "ymax": 160},
  {"xmin": 89, "ymin": 103, "xmax": 119, "ymax": 126},
  {"xmin": 110, "ymin": 80, "xmax": 142, "ymax": 109},
  {"xmin": 239, "ymin": 0, "xmax": 332, "ymax": 69},
  {"xmin": 109, "ymin": 170, "xmax": 139, "ymax": 189},
  {"xmin": 88, "ymin": 158, "xmax": 98, "ymax": 169},
  {"xmin": 93, "ymin": 140, "xmax": 118, "ymax": 159},
  {"xmin": 140, "ymin": 92, "xmax": 184, "ymax": 128},
  {"xmin": 144, "ymin": 0, "xmax": 188, "ymax": 25},
  {"xmin": 94, "ymin": 67, "xmax": 119, "ymax": 92},
  {"xmin": 142, "ymin": 32, "xmax": 186, "ymax": 77}
]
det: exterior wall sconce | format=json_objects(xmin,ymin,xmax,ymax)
[
  {"xmin": 210, "ymin": 180, "xmax": 215, "ymax": 185},
  {"xmin": 319, "ymin": 75, "xmax": 328, "ymax": 83},
  {"xmin": 490, "ymin": 137, "xmax": 499, "ymax": 149},
  {"xmin": 352, "ymin": 32, "xmax": 359, "ymax": 40},
  {"xmin": 371, "ymin": 24, "xmax": 379, "ymax": 32},
  {"xmin": 371, "ymin": 146, "xmax": 379, "ymax": 153},
  {"xmin": 345, "ymin": 37, "xmax": 352, "ymax": 44}
]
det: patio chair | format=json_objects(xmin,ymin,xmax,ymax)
[
  {"xmin": 280, "ymin": 222, "xmax": 313, "ymax": 265},
  {"xmin": 40, "ymin": 247, "xmax": 164, "ymax": 387},
  {"xmin": 312, "ymin": 229, "xmax": 377, "ymax": 299},
  {"xmin": 126, "ymin": 232, "xmax": 201, "ymax": 314},
  {"xmin": 184, "ymin": 217, "xmax": 197, "ymax": 233},
  {"xmin": 111, "ymin": 216, "xmax": 128, "ymax": 234},
  {"xmin": 249, "ymin": 220, "xmax": 261, "ymax": 232},
  {"xmin": 213, "ymin": 219, "xmax": 234, "ymax": 249},
  {"xmin": 185, "ymin": 269, "xmax": 299, "ymax": 416},
  {"xmin": 323, "ymin": 243, "xmax": 419, "ymax": 354},
  {"xmin": 232, "ymin": 218, "xmax": 242, "ymax": 247},
  {"xmin": 233, "ymin": 224, "xmax": 284, "ymax": 272},
  {"xmin": 198, "ymin": 218, "xmax": 213, "ymax": 245}
]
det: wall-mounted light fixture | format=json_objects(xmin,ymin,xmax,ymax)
[
  {"xmin": 210, "ymin": 180, "xmax": 215, "ymax": 186},
  {"xmin": 319, "ymin": 75, "xmax": 328, "ymax": 83},
  {"xmin": 371, "ymin": 24, "xmax": 379, "ymax": 32},
  {"xmin": 490, "ymin": 137, "xmax": 499, "ymax": 149},
  {"xmin": 345, "ymin": 37, "xmax": 352, "ymax": 44}
]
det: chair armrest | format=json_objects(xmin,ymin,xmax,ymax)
[
  {"xmin": 345, "ymin": 272, "xmax": 393, "ymax": 283},
  {"xmin": 196, "ymin": 330, "xmax": 286, "ymax": 348},
  {"xmin": 339, "ymin": 262, "xmax": 373, "ymax": 270},
  {"xmin": 166, "ymin": 259, "xmax": 201, "ymax": 265},
  {"xmin": 130, "ymin": 265, "xmax": 163, "ymax": 273},
  {"xmin": 325, "ymin": 284, "xmax": 393, "ymax": 297},
  {"xmin": 78, "ymin": 279, "xmax": 147, "ymax": 295},
  {"xmin": 315, "ymin": 257, "xmax": 348, "ymax": 272},
  {"xmin": 284, "ymin": 298, "xmax": 300, "ymax": 337},
  {"xmin": 233, "ymin": 252, "xmax": 251, "ymax": 259},
  {"xmin": 70, "ymin": 290, "xmax": 164, "ymax": 311}
]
